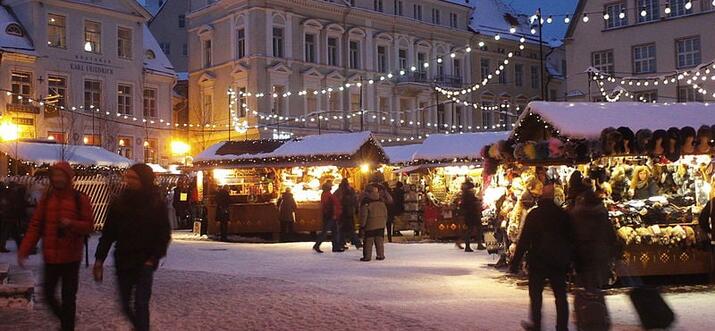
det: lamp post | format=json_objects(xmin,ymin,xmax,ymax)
[{"xmin": 0, "ymin": 118, "xmax": 20, "ymax": 175}]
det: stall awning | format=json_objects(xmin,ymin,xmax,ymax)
[
  {"xmin": 513, "ymin": 102, "xmax": 715, "ymax": 140},
  {"xmin": 383, "ymin": 144, "xmax": 420, "ymax": 165},
  {"xmin": 193, "ymin": 140, "xmax": 286, "ymax": 163},
  {"xmin": 0, "ymin": 142, "xmax": 132, "ymax": 168},
  {"xmin": 412, "ymin": 132, "xmax": 509, "ymax": 163}
]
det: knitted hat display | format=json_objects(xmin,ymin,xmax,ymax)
[
  {"xmin": 513, "ymin": 143, "xmax": 527, "ymax": 161},
  {"xmin": 600, "ymin": 127, "xmax": 620, "ymax": 156},
  {"xmin": 547, "ymin": 137, "xmax": 564, "ymax": 158},
  {"xmin": 563, "ymin": 141, "xmax": 579, "ymax": 159},
  {"xmin": 665, "ymin": 127, "xmax": 681, "ymax": 162},
  {"xmin": 497, "ymin": 140, "xmax": 515, "ymax": 161},
  {"xmin": 617, "ymin": 127, "xmax": 636, "ymax": 155},
  {"xmin": 587, "ymin": 139, "xmax": 603, "ymax": 159},
  {"xmin": 488, "ymin": 143, "xmax": 500, "ymax": 159},
  {"xmin": 635, "ymin": 129, "xmax": 653, "ymax": 154},
  {"xmin": 696, "ymin": 125, "xmax": 712, "ymax": 154},
  {"xmin": 523, "ymin": 141, "xmax": 537, "ymax": 160},
  {"xmin": 680, "ymin": 126, "xmax": 696, "ymax": 154},
  {"xmin": 651, "ymin": 129, "xmax": 667, "ymax": 156}
]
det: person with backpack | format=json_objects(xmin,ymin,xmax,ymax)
[
  {"xmin": 509, "ymin": 183, "xmax": 573, "ymax": 331},
  {"xmin": 17, "ymin": 161, "xmax": 94, "ymax": 331},
  {"xmin": 313, "ymin": 182, "xmax": 342, "ymax": 253},
  {"xmin": 277, "ymin": 187, "xmax": 297, "ymax": 241},
  {"xmin": 359, "ymin": 185, "xmax": 388, "ymax": 261},
  {"xmin": 93, "ymin": 164, "xmax": 172, "ymax": 331}
]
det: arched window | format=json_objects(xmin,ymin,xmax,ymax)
[
  {"xmin": 145, "ymin": 50, "xmax": 156, "ymax": 59},
  {"xmin": 6, "ymin": 23, "xmax": 23, "ymax": 36}
]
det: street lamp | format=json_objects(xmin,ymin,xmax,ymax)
[
  {"xmin": 0, "ymin": 118, "xmax": 20, "ymax": 175},
  {"xmin": 171, "ymin": 140, "xmax": 191, "ymax": 165}
]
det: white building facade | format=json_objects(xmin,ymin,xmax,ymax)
[{"xmin": 0, "ymin": 0, "xmax": 176, "ymax": 165}]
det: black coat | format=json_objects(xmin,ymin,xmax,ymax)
[
  {"xmin": 459, "ymin": 189, "xmax": 482, "ymax": 226},
  {"xmin": 570, "ymin": 202, "xmax": 619, "ymax": 287},
  {"xmin": 96, "ymin": 189, "xmax": 172, "ymax": 271},
  {"xmin": 215, "ymin": 188, "xmax": 231, "ymax": 222},
  {"xmin": 512, "ymin": 199, "xmax": 573, "ymax": 273},
  {"xmin": 277, "ymin": 192, "xmax": 297, "ymax": 223}
]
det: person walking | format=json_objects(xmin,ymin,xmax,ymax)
[
  {"xmin": 277, "ymin": 187, "xmax": 297, "ymax": 241},
  {"xmin": 17, "ymin": 161, "xmax": 94, "ymax": 331},
  {"xmin": 509, "ymin": 183, "xmax": 573, "ymax": 331},
  {"xmin": 359, "ymin": 185, "xmax": 388, "ymax": 261},
  {"xmin": 387, "ymin": 181, "xmax": 405, "ymax": 242},
  {"xmin": 215, "ymin": 185, "xmax": 231, "ymax": 242},
  {"xmin": 335, "ymin": 179, "xmax": 361, "ymax": 249},
  {"xmin": 93, "ymin": 164, "xmax": 172, "ymax": 331},
  {"xmin": 456, "ymin": 181, "xmax": 484, "ymax": 252},
  {"xmin": 313, "ymin": 182, "xmax": 342, "ymax": 253}
]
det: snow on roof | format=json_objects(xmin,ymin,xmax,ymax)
[
  {"xmin": 515, "ymin": 102, "xmax": 715, "ymax": 140},
  {"xmin": 268, "ymin": 132, "xmax": 376, "ymax": 158},
  {"xmin": 177, "ymin": 72, "xmax": 189, "ymax": 81},
  {"xmin": 0, "ymin": 142, "xmax": 132, "ymax": 167},
  {"xmin": 413, "ymin": 132, "xmax": 509, "ymax": 161},
  {"xmin": 384, "ymin": 144, "xmax": 420, "ymax": 165},
  {"xmin": 0, "ymin": 6, "xmax": 36, "ymax": 56},
  {"xmin": 143, "ymin": 25, "xmax": 175, "ymax": 76},
  {"xmin": 193, "ymin": 140, "xmax": 286, "ymax": 162}
]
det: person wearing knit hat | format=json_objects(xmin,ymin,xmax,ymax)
[
  {"xmin": 18, "ymin": 161, "xmax": 94, "ymax": 331},
  {"xmin": 94, "ymin": 163, "xmax": 171, "ymax": 331}
]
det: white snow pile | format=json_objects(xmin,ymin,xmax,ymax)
[
  {"xmin": 516, "ymin": 102, "xmax": 715, "ymax": 140},
  {"xmin": 193, "ymin": 141, "xmax": 237, "ymax": 162},
  {"xmin": 0, "ymin": 142, "xmax": 132, "ymax": 167},
  {"xmin": 384, "ymin": 144, "xmax": 420, "ymax": 165},
  {"xmin": 413, "ymin": 132, "xmax": 509, "ymax": 162},
  {"xmin": 267, "ymin": 131, "xmax": 376, "ymax": 158}
]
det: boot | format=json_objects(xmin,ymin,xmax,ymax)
[
  {"xmin": 464, "ymin": 246, "xmax": 474, "ymax": 252},
  {"xmin": 520, "ymin": 321, "xmax": 539, "ymax": 331},
  {"xmin": 477, "ymin": 243, "xmax": 487, "ymax": 250},
  {"xmin": 313, "ymin": 244, "xmax": 323, "ymax": 253}
]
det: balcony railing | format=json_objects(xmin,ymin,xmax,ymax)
[
  {"xmin": 6, "ymin": 103, "xmax": 40, "ymax": 114},
  {"xmin": 394, "ymin": 73, "xmax": 462, "ymax": 87}
]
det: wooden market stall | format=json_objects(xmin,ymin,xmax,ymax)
[
  {"xmin": 193, "ymin": 132, "xmax": 388, "ymax": 240},
  {"xmin": 495, "ymin": 101, "xmax": 715, "ymax": 278}
]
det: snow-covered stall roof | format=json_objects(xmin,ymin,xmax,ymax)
[
  {"xmin": 0, "ymin": 142, "xmax": 132, "ymax": 167},
  {"xmin": 413, "ymin": 132, "xmax": 509, "ymax": 162},
  {"xmin": 383, "ymin": 144, "xmax": 420, "ymax": 165},
  {"xmin": 143, "ymin": 25, "xmax": 175, "ymax": 77},
  {"xmin": 0, "ymin": 6, "xmax": 36, "ymax": 56},
  {"xmin": 267, "ymin": 132, "xmax": 375, "ymax": 158},
  {"xmin": 513, "ymin": 102, "xmax": 715, "ymax": 140},
  {"xmin": 193, "ymin": 140, "xmax": 286, "ymax": 163}
]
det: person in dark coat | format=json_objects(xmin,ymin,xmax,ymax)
[
  {"xmin": 456, "ymin": 181, "xmax": 484, "ymax": 252},
  {"xmin": 699, "ymin": 195, "xmax": 715, "ymax": 243},
  {"xmin": 386, "ymin": 181, "xmax": 405, "ymax": 242},
  {"xmin": 335, "ymin": 179, "xmax": 362, "ymax": 249},
  {"xmin": 313, "ymin": 182, "xmax": 342, "ymax": 253},
  {"xmin": 0, "ymin": 182, "xmax": 27, "ymax": 252},
  {"xmin": 215, "ymin": 185, "xmax": 231, "ymax": 242},
  {"xmin": 94, "ymin": 164, "xmax": 172, "ymax": 331},
  {"xmin": 510, "ymin": 184, "xmax": 573, "ymax": 331},
  {"xmin": 277, "ymin": 187, "xmax": 297, "ymax": 240},
  {"xmin": 569, "ymin": 189, "xmax": 619, "ymax": 290}
]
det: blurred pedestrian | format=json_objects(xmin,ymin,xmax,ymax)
[
  {"xmin": 313, "ymin": 182, "xmax": 342, "ymax": 253},
  {"xmin": 17, "ymin": 161, "xmax": 94, "ymax": 331},
  {"xmin": 359, "ymin": 185, "xmax": 388, "ymax": 261},
  {"xmin": 277, "ymin": 187, "xmax": 297, "ymax": 241},
  {"xmin": 387, "ymin": 181, "xmax": 405, "ymax": 242},
  {"xmin": 509, "ymin": 184, "xmax": 573, "ymax": 331},
  {"xmin": 335, "ymin": 179, "xmax": 361, "ymax": 249},
  {"xmin": 456, "ymin": 181, "xmax": 484, "ymax": 252},
  {"xmin": 216, "ymin": 185, "xmax": 231, "ymax": 242},
  {"xmin": 93, "ymin": 163, "xmax": 171, "ymax": 331}
]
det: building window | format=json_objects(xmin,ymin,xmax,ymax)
[
  {"xmin": 449, "ymin": 13, "xmax": 458, "ymax": 28},
  {"xmin": 604, "ymin": 2, "xmax": 628, "ymax": 29},
  {"xmin": 203, "ymin": 40, "xmax": 212, "ymax": 67},
  {"xmin": 514, "ymin": 64, "xmax": 524, "ymax": 87},
  {"xmin": 676, "ymin": 36, "xmax": 701, "ymax": 68},
  {"xmin": 306, "ymin": 92, "xmax": 318, "ymax": 115},
  {"xmin": 437, "ymin": 104, "xmax": 445, "ymax": 128},
  {"xmin": 47, "ymin": 75, "xmax": 67, "ymax": 110},
  {"xmin": 330, "ymin": 93, "xmax": 341, "ymax": 112},
  {"xmin": 453, "ymin": 59, "xmax": 461, "ymax": 78},
  {"xmin": 11, "ymin": 72, "xmax": 32, "ymax": 105},
  {"xmin": 419, "ymin": 103, "xmax": 428, "ymax": 128},
  {"xmin": 48, "ymin": 131, "xmax": 66, "ymax": 143},
  {"xmin": 413, "ymin": 4, "xmax": 423, "ymax": 20},
  {"xmin": 633, "ymin": 43, "xmax": 656, "ymax": 74},
  {"xmin": 480, "ymin": 59, "xmax": 490, "ymax": 80},
  {"xmin": 84, "ymin": 21, "xmax": 101, "ymax": 53},
  {"xmin": 178, "ymin": 14, "xmax": 186, "ymax": 28},
  {"xmin": 5, "ymin": 24, "xmax": 22, "ymax": 36},
  {"xmin": 350, "ymin": 93, "xmax": 360, "ymax": 112},
  {"xmin": 530, "ymin": 65, "xmax": 539, "ymax": 89},
  {"xmin": 431, "ymin": 8, "xmax": 441, "ymax": 24},
  {"xmin": 182, "ymin": 43, "xmax": 188, "ymax": 56},
  {"xmin": 83, "ymin": 134, "xmax": 102, "ymax": 146},
  {"xmin": 236, "ymin": 28, "xmax": 246, "ymax": 59},
  {"xmin": 395, "ymin": 0, "xmax": 403, "ymax": 15},
  {"xmin": 481, "ymin": 103, "xmax": 492, "ymax": 127},
  {"xmin": 305, "ymin": 34, "xmax": 316, "ymax": 63},
  {"xmin": 118, "ymin": 136, "xmax": 133, "ymax": 159},
  {"xmin": 498, "ymin": 68, "xmax": 507, "ymax": 84},
  {"xmin": 436, "ymin": 61, "xmax": 444, "ymax": 78},
  {"xmin": 47, "ymin": 14, "xmax": 66, "ymax": 48},
  {"xmin": 160, "ymin": 42, "xmax": 170, "ymax": 55},
  {"xmin": 238, "ymin": 87, "xmax": 247, "ymax": 117},
  {"xmin": 669, "ymin": 0, "xmax": 693, "ymax": 17},
  {"xmin": 202, "ymin": 94, "xmax": 213, "ymax": 121},
  {"xmin": 272, "ymin": 27, "xmax": 284, "ymax": 58},
  {"xmin": 84, "ymin": 80, "xmax": 101, "ymax": 109},
  {"xmin": 635, "ymin": 90, "xmax": 658, "ymax": 102},
  {"xmin": 328, "ymin": 37, "xmax": 338, "ymax": 66},
  {"xmin": 144, "ymin": 139, "xmax": 158, "ymax": 163},
  {"xmin": 374, "ymin": 0, "xmax": 383, "ymax": 12},
  {"xmin": 377, "ymin": 46, "xmax": 388, "ymax": 73},
  {"xmin": 637, "ymin": 0, "xmax": 660, "ymax": 23},
  {"xmin": 349, "ymin": 41, "xmax": 360, "ymax": 69},
  {"xmin": 272, "ymin": 86, "xmax": 285, "ymax": 115},
  {"xmin": 117, "ymin": 84, "xmax": 133, "ymax": 115},
  {"xmin": 117, "ymin": 27, "xmax": 132, "ymax": 59},
  {"xmin": 143, "ymin": 88, "xmax": 157, "ymax": 118},
  {"xmin": 417, "ymin": 52, "xmax": 427, "ymax": 74},
  {"xmin": 678, "ymin": 86, "xmax": 705, "ymax": 102},
  {"xmin": 398, "ymin": 49, "xmax": 408, "ymax": 70},
  {"xmin": 592, "ymin": 50, "xmax": 614, "ymax": 74},
  {"xmin": 454, "ymin": 106, "xmax": 463, "ymax": 127}
]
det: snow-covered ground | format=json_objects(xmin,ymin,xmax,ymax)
[{"xmin": 1, "ymin": 233, "xmax": 714, "ymax": 330}]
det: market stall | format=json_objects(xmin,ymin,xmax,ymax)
[
  {"xmin": 193, "ymin": 132, "xmax": 388, "ymax": 239},
  {"xmin": 488, "ymin": 101, "xmax": 715, "ymax": 278}
]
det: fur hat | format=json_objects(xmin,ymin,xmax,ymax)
[
  {"xmin": 635, "ymin": 129, "xmax": 653, "ymax": 154},
  {"xmin": 665, "ymin": 127, "xmax": 681, "ymax": 162},
  {"xmin": 617, "ymin": 127, "xmax": 636, "ymax": 155},
  {"xmin": 536, "ymin": 141, "xmax": 550, "ymax": 160},
  {"xmin": 497, "ymin": 140, "xmax": 515, "ymax": 162},
  {"xmin": 563, "ymin": 141, "xmax": 579, "ymax": 159},
  {"xmin": 547, "ymin": 138, "xmax": 564, "ymax": 158},
  {"xmin": 650, "ymin": 129, "xmax": 667, "ymax": 156},
  {"xmin": 600, "ymin": 127, "xmax": 622, "ymax": 156},
  {"xmin": 488, "ymin": 143, "xmax": 500, "ymax": 159},
  {"xmin": 513, "ymin": 143, "xmax": 527, "ymax": 161},
  {"xmin": 696, "ymin": 125, "xmax": 712, "ymax": 154},
  {"xmin": 680, "ymin": 126, "xmax": 696, "ymax": 154}
]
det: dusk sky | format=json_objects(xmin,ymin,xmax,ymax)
[{"xmin": 506, "ymin": 0, "xmax": 579, "ymax": 40}]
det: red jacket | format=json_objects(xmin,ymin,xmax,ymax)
[
  {"xmin": 320, "ymin": 191, "xmax": 341, "ymax": 221},
  {"xmin": 19, "ymin": 163, "xmax": 94, "ymax": 264}
]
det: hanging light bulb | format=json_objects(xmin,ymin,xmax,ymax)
[
  {"xmin": 478, "ymin": 41, "xmax": 485, "ymax": 47},
  {"xmin": 544, "ymin": 16, "xmax": 552, "ymax": 24},
  {"xmin": 509, "ymin": 26, "xmax": 516, "ymax": 33},
  {"xmin": 685, "ymin": 1, "xmax": 692, "ymax": 10},
  {"xmin": 530, "ymin": 27, "xmax": 537, "ymax": 34},
  {"xmin": 494, "ymin": 34, "xmax": 501, "ymax": 40},
  {"xmin": 564, "ymin": 15, "xmax": 571, "ymax": 23},
  {"xmin": 582, "ymin": 14, "xmax": 589, "ymax": 22},
  {"xmin": 603, "ymin": 11, "xmax": 610, "ymax": 20},
  {"xmin": 665, "ymin": 4, "xmax": 671, "ymax": 14},
  {"xmin": 640, "ymin": 8, "xmax": 647, "ymax": 17},
  {"xmin": 465, "ymin": 46, "xmax": 472, "ymax": 52},
  {"xmin": 619, "ymin": 8, "xmax": 626, "ymax": 19},
  {"xmin": 520, "ymin": 37, "xmax": 526, "ymax": 43}
]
